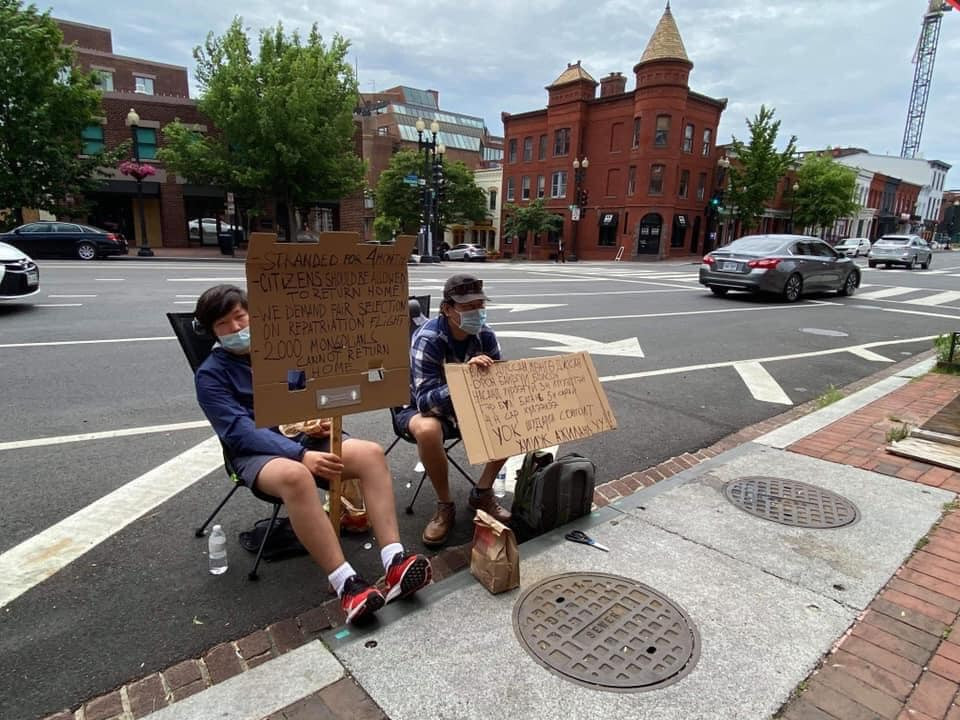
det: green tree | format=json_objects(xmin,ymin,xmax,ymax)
[
  {"xmin": 791, "ymin": 154, "xmax": 859, "ymax": 233},
  {"xmin": 502, "ymin": 199, "xmax": 564, "ymax": 243},
  {"xmin": 159, "ymin": 18, "xmax": 364, "ymax": 239},
  {"xmin": 726, "ymin": 105, "xmax": 797, "ymax": 231},
  {"xmin": 374, "ymin": 149, "xmax": 486, "ymax": 235},
  {"xmin": 0, "ymin": 0, "xmax": 120, "ymax": 226}
]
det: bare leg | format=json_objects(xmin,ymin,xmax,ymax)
[
  {"xmin": 255, "ymin": 458, "xmax": 343, "ymax": 573},
  {"xmin": 341, "ymin": 438, "xmax": 400, "ymax": 547},
  {"xmin": 408, "ymin": 415, "xmax": 450, "ymax": 502}
]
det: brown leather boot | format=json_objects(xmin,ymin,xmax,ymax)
[
  {"xmin": 468, "ymin": 489, "xmax": 512, "ymax": 524},
  {"xmin": 422, "ymin": 502, "xmax": 456, "ymax": 546}
]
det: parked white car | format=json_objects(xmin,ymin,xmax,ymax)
[
  {"xmin": 187, "ymin": 218, "xmax": 244, "ymax": 241},
  {"xmin": 834, "ymin": 237, "xmax": 871, "ymax": 257},
  {"xmin": 442, "ymin": 243, "xmax": 487, "ymax": 262}
]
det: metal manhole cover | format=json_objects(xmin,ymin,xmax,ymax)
[
  {"xmin": 724, "ymin": 476, "xmax": 860, "ymax": 528},
  {"xmin": 512, "ymin": 572, "xmax": 700, "ymax": 693}
]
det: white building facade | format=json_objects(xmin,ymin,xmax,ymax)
[{"xmin": 443, "ymin": 166, "xmax": 502, "ymax": 252}]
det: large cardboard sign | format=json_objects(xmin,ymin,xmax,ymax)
[
  {"xmin": 445, "ymin": 352, "xmax": 618, "ymax": 465},
  {"xmin": 245, "ymin": 232, "xmax": 416, "ymax": 428}
]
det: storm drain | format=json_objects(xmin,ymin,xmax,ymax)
[
  {"xmin": 512, "ymin": 572, "xmax": 700, "ymax": 693},
  {"xmin": 724, "ymin": 476, "xmax": 860, "ymax": 528}
]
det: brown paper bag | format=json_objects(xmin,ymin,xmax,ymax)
[{"xmin": 470, "ymin": 509, "xmax": 520, "ymax": 594}]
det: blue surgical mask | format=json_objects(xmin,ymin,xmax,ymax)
[
  {"xmin": 457, "ymin": 308, "xmax": 487, "ymax": 335},
  {"xmin": 220, "ymin": 327, "xmax": 250, "ymax": 353}
]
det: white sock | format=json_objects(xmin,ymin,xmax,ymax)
[
  {"xmin": 328, "ymin": 562, "xmax": 356, "ymax": 597},
  {"xmin": 380, "ymin": 542, "xmax": 404, "ymax": 571}
]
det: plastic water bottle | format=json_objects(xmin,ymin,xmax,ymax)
[
  {"xmin": 208, "ymin": 524, "xmax": 228, "ymax": 575},
  {"xmin": 493, "ymin": 467, "xmax": 507, "ymax": 498}
]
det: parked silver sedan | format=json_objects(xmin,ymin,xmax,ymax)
[
  {"xmin": 700, "ymin": 234, "xmax": 860, "ymax": 302},
  {"xmin": 867, "ymin": 235, "xmax": 932, "ymax": 270},
  {"xmin": 443, "ymin": 243, "xmax": 487, "ymax": 261}
]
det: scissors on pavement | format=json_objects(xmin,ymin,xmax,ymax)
[{"xmin": 564, "ymin": 529, "xmax": 610, "ymax": 552}]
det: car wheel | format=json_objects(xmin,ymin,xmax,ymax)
[
  {"xmin": 837, "ymin": 271, "xmax": 858, "ymax": 297},
  {"xmin": 922, "ymin": 254, "xmax": 931, "ymax": 270},
  {"xmin": 441, "ymin": 253, "xmax": 449, "ymax": 261},
  {"xmin": 77, "ymin": 242, "xmax": 97, "ymax": 261},
  {"xmin": 783, "ymin": 273, "xmax": 803, "ymax": 302},
  {"xmin": 910, "ymin": 256, "xmax": 920, "ymax": 270},
  {"xmin": 710, "ymin": 286, "xmax": 729, "ymax": 297}
]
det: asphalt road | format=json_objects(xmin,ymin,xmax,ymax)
[{"xmin": 4, "ymin": 253, "xmax": 960, "ymax": 719}]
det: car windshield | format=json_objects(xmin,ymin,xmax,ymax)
[
  {"xmin": 726, "ymin": 237, "xmax": 786, "ymax": 254},
  {"xmin": 836, "ymin": 241, "xmax": 854, "ymax": 247},
  {"xmin": 876, "ymin": 238, "xmax": 909, "ymax": 246}
]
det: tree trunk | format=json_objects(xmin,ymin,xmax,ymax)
[{"xmin": 287, "ymin": 198, "xmax": 298, "ymax": 242}]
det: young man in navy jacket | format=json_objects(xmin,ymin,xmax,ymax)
[{"xmin": 193, "ymin": 284, "xmax": 430, "ymax": 623}]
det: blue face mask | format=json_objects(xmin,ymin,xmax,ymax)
[
  {"xmin": 220, "ymin": 327, "xmax": 250, "ymax": 353},
  {"xmin": 456, "ymin": 308, "xmax": 487, "ymax": 335}
]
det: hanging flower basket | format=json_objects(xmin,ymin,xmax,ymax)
[{"xmin": 119, "ymin": 161, "xmax": 156, "ymax": 181}]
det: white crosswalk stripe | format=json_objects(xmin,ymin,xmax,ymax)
[
  {"xmin": 903, "ymin": 290, "xmax": 960, "ymax": 306},
  {"xmin": 856, "ymin": 287, "xmax": 919, "ymax": 300}
]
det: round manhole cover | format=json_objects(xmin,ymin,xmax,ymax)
[
  {"xmin": 512, "ymin": 572, "xmax": 700, "ymax": 693},
  {"xmin": 724, "ymin": 476, "xmax": 860, "ymax": 528}
]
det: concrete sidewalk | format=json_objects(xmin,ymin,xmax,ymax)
[{"xmin": 44, "ymin": 354, "xmax": 960, "ymax": 720}]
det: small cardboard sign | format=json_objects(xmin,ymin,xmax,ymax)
[
  {"xmin": 244, "ymin": 232, "xmax": 416, "ymax": 428},
  {"xmin": 445, "ymin": 352, "xmax": 617, "ymax": 465}
]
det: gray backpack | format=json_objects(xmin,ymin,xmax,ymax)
[{"xmin": 510, "ymin": 451, "xmax": 596, "ymax": 533}]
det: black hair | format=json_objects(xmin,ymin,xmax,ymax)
[{"xmin": 194, "ymin": 284, "xmax": 248, "ymax": 335}]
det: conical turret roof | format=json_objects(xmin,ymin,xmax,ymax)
[{"xmin": 639, "ymin": 3, "xmax": 690, "ymax": 64}]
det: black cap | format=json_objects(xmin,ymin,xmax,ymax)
[{"xmin": 443, "ymin": 274, "xmax": 488, "ymax": 304}]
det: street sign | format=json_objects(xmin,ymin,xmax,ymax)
[
  {"xmin": 404, "ymin": 174, "xmax": 419, "ymax": 186},
  {"xmin": 571, "ymin": 206, "xmax": 581, "ymax": 222}
]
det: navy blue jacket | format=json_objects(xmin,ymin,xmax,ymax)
[{"xmin": 195, "ymin": 347, "xmax": 305, "ymax": 459}]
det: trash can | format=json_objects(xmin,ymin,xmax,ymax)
[{"xmin": 218, "ymin": 232, "xmax": 235, "ymax": 256}]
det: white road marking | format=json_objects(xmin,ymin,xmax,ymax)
[
  {"xmin": 0, "ymin": 335, "xmax": 172, "ymax": 349},
  {"xmin": 167, "ymin": 277, "xmax": 245, "ymax": 282},
  {"xmin": 0, "ymin": 435, "xmax": 223, "ymax": 609},
  {"xmin": 856, "ymin": 287, "xmax": 918, "ymax": 300},
  {"xmin": 173, "ymin": 301, "xmax": 195, "ymax": 305},
  {"xmin": 486, "ymin": 303, "xmax": 567, "ymax": 313},
  {"xmin": 491, "ymin": 288, "xmax": 698, "ymax": 298},
  {"xmin": 733, "ymin": 361, "xmax": 793, "ymax": 405},
  {"xmin": 904, "ymin": 291, "xmax": 960, "ymax": 306},
  {"xmin": 0, "ymin": 420, "xmax": 210, "ymax": 452},
  {"xmin": 496, "ymin": 330, "xmax": 644, "ymax": 358},
  {"xmin": 34, "ymin": 303, "xmax": 82, "ymax": 308},
  {"xmin": 849, "ymin": 347, "xmax": 894, "ymax": 362},
  {"xmin": 47, "ymin": 294, "xmax": 97, "ymax": 298},
  {"xmin": 95, "ymin": 278, "xmax": 125, "ymax": 282}
]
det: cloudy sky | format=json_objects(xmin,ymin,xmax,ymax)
[{"xmin": 50, "ymin": 0, "xmax": 959, "ymax": 186}]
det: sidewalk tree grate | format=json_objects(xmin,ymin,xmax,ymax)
[
  {"xmin": 512, "ymin": 572, "xmax": 700, "ymax": 693},
  {"xmin": 724, "ymin": 476, "xmax": 860, "ymax": 528}
]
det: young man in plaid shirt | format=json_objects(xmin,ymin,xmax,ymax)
[{"xmin": 396, "ymin": 274, "xmax": 510, "ymax": 546}]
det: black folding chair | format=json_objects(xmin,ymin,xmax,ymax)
[
  {"xmin": 383, "ymin": 296, "xmax": 475, "ymax": 514},
  {"xmin": 167, "ymin": 312, "xmax": 283, "ymax": 580}
]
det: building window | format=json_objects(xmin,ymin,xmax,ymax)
[
  {"xmin": 538, "ymin": 134, "xmax": 547, "ymax": 160},
  {"xmin": 508, "ymin": 139, "xmax": 517, "ymax": 163},
  {"xmin": 683, "ymin": 124, "xmax": 694, "ymax": 153},
  {"xmin": 605, "ymin": 168, "xmax": 621, "ymax": 197},
  {"xmin": 654, "ymin": 115, "xmax": 670, "ymax": 147},
  {"xmin": 678, "ymin": 169, "xmax": 690, "ymax": 198},
  {"xmin": 319, "ymin": 207, "xmax": 334, "ymax": 232},
  {"xmin": 523, "ymin": 137, "xmax": 533, "ymax": 162},
  {"xmin": 649, "ymin": 164, "xmax": 665, "ymax": 194},
  {"xmin": 488, "ymin": 189, "xmax": 497, "ymax": 211},
  {"xmin": 553, "ymin": 128, "xmax": 570, "ymax": 157},
  {"xmin": 697, "ymin": 172, "xmax": 706, "ymax": 200},
  {"xmin": 81, "ymin": 124, "xmax": 104, "ymax": 155},
  {"xmin": 537, "ymin": 175, "xmax": 545, "ymax": 199},
  {"xmin": 702, "ymin": 128, "xmax": 712, "ymax": 156},
  {"xmin": 506, "ymin": 177, "xmax": 515, "ymax": 201},
  {"xmin": 135, "ymin": 127, "xmax": 157, "ymax": 159},
  {"xmin": 627, "ymin": 166, "xmax": 636, "ymax": 196},
  {"xmin": 92, "ymin": 70, "xmax": 113, "ymax": 92},
  {"xmin": 551, "ymin": 171, "xmax": 567, "ymax": 198},
  {"xmin": 134, "ymin": 76, "xmax": 154, "ymax": 95},
  {"xmin": 610, "ymin": 122, "xmax": 623, "ymax": 152},
  {"xmin": 521, "ymin": 175, "xmax": 531, "ymax": 200},
  {"xmin": 632, "ymin": 117, "xmax": 641, "ymax": 148},
  {"xmin": 377, "ymin": 126, "xmax": 389, "ymax": 136}
]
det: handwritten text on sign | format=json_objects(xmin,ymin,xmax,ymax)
[
  {"xmin": 445, "ymin": 352, "xmax": 617, "ymax": 465},
  {"xmin": 245, "ymin": 233, "xmax": 414, "ymax": 427}
]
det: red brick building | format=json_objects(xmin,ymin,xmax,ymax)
[{"xmin": 500, "ymin": 4, "xmax": 726, "ymax": 260}]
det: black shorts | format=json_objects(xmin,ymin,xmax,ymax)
[
  {"xmin": 231, "ymin": 433, "xmax": 347, "ymax": 495},
  {"xmin": 394, "ymin": 407, "xmax": 460, "ymax": 441}
]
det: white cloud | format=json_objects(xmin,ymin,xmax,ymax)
[{"xmin": 51, "ymin": 0, "xmax": 959, "ymax": 185}]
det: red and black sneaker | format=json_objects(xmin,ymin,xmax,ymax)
[
  {"xmin": 340, "ymin": 575, "xmax": 385, "ymax": 624},
  {"xmin": 385, "ymin": 552, "xmax": 432, "ymax": 603}
]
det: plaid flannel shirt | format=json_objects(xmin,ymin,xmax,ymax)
[{"xmin": 408, "ymin": 314, "xmax": 501, "ymax": 419}]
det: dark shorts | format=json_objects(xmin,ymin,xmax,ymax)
[
  {"xmin": 232, "ymin": 433, "xmax": 348, "ymax": 494},
  {"xmin": 394, "ymin": 407, "xmax": 460, "ymax": 441}
]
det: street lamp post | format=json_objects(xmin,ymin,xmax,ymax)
[
  {"xmin": 416, "ymin": 118, "xmax": 441, "ymax": 258},
  {"xmin": 125, "ymin": 108, "xmax": 154, "ymax": 257},
  {"xmin": 432, "ymin": 143, "xmax": 446, "ymax": 256},
  {"xmin": 788, "ymin": 181, "xmax": 800, "ymax": 233},
  {"xmin": 570, "ymin": 156, "xmax": 589, "ymax": 261},
  {"xmin": 707, "ymin": 156, "xmax": 731, "ymax": 251}
]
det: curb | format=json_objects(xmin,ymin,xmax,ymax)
[{"xmin": 42, "ymin": 348, "xmax": 940, "ymax": 720}]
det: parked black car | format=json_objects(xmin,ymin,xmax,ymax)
[{"xmin": 0, "ymin": 222, "xmax": 129, "ymax": 260}]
